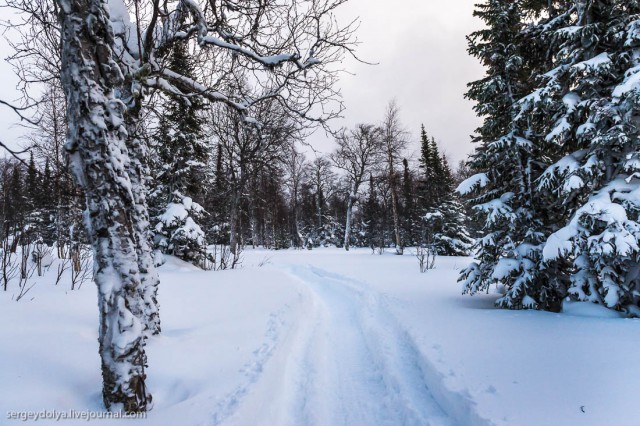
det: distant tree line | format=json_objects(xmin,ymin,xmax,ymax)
[
  {"xmin": 1, "ymin": 102, "xmax": 474, "ymax": 268},
  {"xmin": 0, "ymin": 153, "xmax": 83, "ymax": 251}
]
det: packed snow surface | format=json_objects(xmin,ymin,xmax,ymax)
[{"xmin": 1, "ymin": 248, "xmax": 638, "ymax": 425}]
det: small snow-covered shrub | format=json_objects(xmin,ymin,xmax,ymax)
[{"xmin": 155, "ymin": 193, "xmax": 212, "ymax": 269}]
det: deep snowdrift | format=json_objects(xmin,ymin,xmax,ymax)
[{"xmin": 0, "ymin": 248, "xmax": 637, "ymax": 425}]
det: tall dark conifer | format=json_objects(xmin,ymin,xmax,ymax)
[
  {"xmin": 401, "ymin": 158, "xmax": 418, "ymax": 246},
  {"xmin": 459, "ymin": 0, "xmax": 557, "ymax": 310},
  {"xmin": 417, "ymin": 125, "xmax": 436, "ymax": 212},
  {"xmin": 461, "ymin": 0, "xmax": 640, "ymax": 314},
  {"xmin": 7, "ymin": 165, "xmax": 24, "ymax": 233},
  {"xmin": 437, "ymin": 154, "xmax": 473, "ymax": 256},
  {"xmin": 537, "ymin": 1, "xmax": 640, "ymax": 315},
  {"xmin": 363, "ymin": 174, "xmax": 382, "ymax": 250},
  {"xmin": 26, "ymin": 153, "xmax": 39, "ymax": 211},
  {"xmin": 150, "ymin": 42, "xmax": 210, "ymax": 267}
]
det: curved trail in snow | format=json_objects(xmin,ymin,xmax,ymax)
[
  {"xmin": 207, "ymin": 262, "xmax": 458, "ymax": 426},
  {"xmin": 276, "ymin": 264, "xmax": 455, "ymax": 426}
]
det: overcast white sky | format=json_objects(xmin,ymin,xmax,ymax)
[
  {"xmin": 0, "ymin": 23, "xmax": 28, "ymax": 152},
  {"xmin": 0, "ymin": 0, "xmax": 485, "ymax": 164},
  {"xmin": 314, "ymin": 0, "xmax": 486, "ymax": 166}
]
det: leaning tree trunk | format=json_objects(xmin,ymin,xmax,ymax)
[{"xmin": 57, "ymin": 0, "xmax": 152, "ymax": 412}]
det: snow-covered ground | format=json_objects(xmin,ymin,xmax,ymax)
[{"xmin": 1, "ymin": 248, "xmax": 638, "ymax": 425}]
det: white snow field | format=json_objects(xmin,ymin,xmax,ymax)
[{"xmin": 1, "ymin": 248, "xmax": 639, "ymax": 426}]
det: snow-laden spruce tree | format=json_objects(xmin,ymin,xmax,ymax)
[
  {"xmin": 538, "ymin": 1, "xmax": 640, "ymax": 315},
  {"xmin": 416, "ymin": 127, "xmax": 441, "ymax": 247},
  {"xmin": 154, "ymin": 194, "xmax": 209, "ymax": 267},
  {"xmin": 149, "ymin": 42, "xmax": 210, "ymax": 267},
  {"xmin": 401, "ymin": 158, "xmax": 420, "ymax": 246},
  {"xmin": 461, "ymin": 0, "xmax": 640, "ymax": 314},
  {"xmin": 458, "ymin": 0, "xmax": 560, "ymax": 310},
  {"xmin": 435, "ymin": 156, "xmax": 473, "ymax": 256},
  {"xmin": 363, "ymin": 174, "xmax": 379, "ymax": 250},
  {"xmin": 304, "ymin": 156, "xmax": 338, "ymax": 246},
  {"xmin": 417, "ymin": 126, "xmax": 440, "ymax": 215},
  {"xmin": 417, "ymin": 127, "xmax": 471, "ymax": 255}
]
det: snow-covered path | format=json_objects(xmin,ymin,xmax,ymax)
[
  {"xmin": 274, "ymin": 264, "xmax": 453, "ymax": 426},
  {"xmin": 2, "ymin": 248, "xmax": 640, "ymax": 426}
]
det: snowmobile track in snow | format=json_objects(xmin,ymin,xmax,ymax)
[
  {"xmin": 207, "ymin": 263, "xmax": 458, "ymax": 426},
  {"xmin": 279, "ymin": 264, "xmax": 456, "ymax": 426},
  {"xmin": 209, "ymin": 305, "xmax": 292, "ymax": 426}
]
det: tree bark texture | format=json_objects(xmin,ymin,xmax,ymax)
[{"xmin": 57, "ymin": 0, "xmax": 152, "ymax": 411}]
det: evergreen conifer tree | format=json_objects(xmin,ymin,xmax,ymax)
[
  {"xmin": 417, "ymin": 126, "xmax": 436, "ymax": 212},
  {"xmin": 459, "ymin": 0, "xmax": 558, "ymax": 310},
  {"xmin": 150, "ymin": 42, "xmax": 210, "ymax": 267},
  {"xmin": 435, "ymin": 154, "xmax": 473, "ymax": 256},
  {"xmin": 401, "ymin": 158, "xmax": 418, "ymax": 246},
  {"xmin": 25, "ymin": 153, "xmax": 46, "ymax": 242},
  {"xmin": 39, "ymin": 159, "xmax": 56, "ymax": 244},
  {"xmin": 417, "ymin": 126, "xmax": 472, "ymax": 255},
  {"xmin": 537, "ymin": 1, "xmax": 640, "ymax": 315},
  {"xmin": 7, "ymin": 164, "xmax": 24, "ymax": 233},
  {"xmin": 26, "ymin": 153, "xmax": 39, "ymax": 211},
  {"xmin": 363, "ymin": 174, "xmax": 383, "ymax": 251}
]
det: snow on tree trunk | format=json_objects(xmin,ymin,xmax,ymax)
[
  {"xmin": 124, "ymin": 111, "xmax": 161, "ymax": 334},
  {"xmin": 57, "ymin": 0, "xmax": 151, "ymax": 411}
]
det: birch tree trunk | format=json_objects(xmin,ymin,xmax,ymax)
[
  {"xmin": 123, "ymin": 106, "xmax": 161, "ymax": 335},
  {"xmin": 382, "ymin": 101, "xmax": 406, "ymax": 255},
  {"xmin": 316, "ymin": 190, "xmax": 323, "ymax": 229},
  {"xmin": 388, "ymin": 158, "xmax": 403, "ymax": 254},
  {"xmin": 229, "ymin": 188, "xmax": 242, "ymax": 255},
  {"xmin": 57, "ymin": 0, "xmax": 152, "ymax": 411},
  {"xmin": 343, "ymin": 188, "xmax": 355, "ymax": 251}
]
